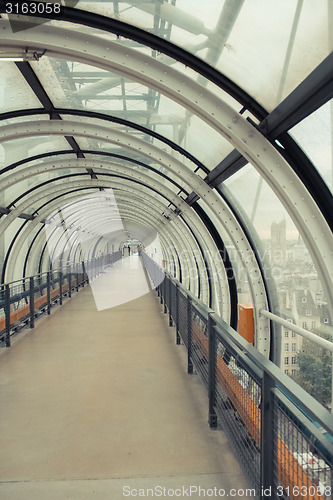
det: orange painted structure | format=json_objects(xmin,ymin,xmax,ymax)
[{"xmin": 238, "ymin": 304, "xmax": 255, "ymax": 344}]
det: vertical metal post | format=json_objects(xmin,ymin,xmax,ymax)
[
  {"xmin": 59, "ymin": 271, "xmax": 63, "ymax": 305},
  {"xmin": 68, "ymin": 265, "xmax": 72, "ymax": 298},
  {"xmin": 5, "ymin": 284, "xmax": 11, "ymax": 347},
  {"xmin": 168, "ymin": 278, "xmax": 173, "ymax": 327},
  {"xmin": 208, "ymin": 313, "xmax": 217, "ymax": 427},
  {"xmin": 76, "ymin": 263, "xmax": 79, "ymax": 291},
  {"xmin": 260, "ymin": 371, "xmax": 275, "ymax": 498},
  {"xmin": 47, "ymin": 271, "xmax": 51, "ymax": 315},
  {"xmin": 82, "ymin": 261, "xmax": 86, "ymax": 286},
  {"xmin": 160, "ymin": 280, "xmax": 163, "ymax": 304},
  {"xmin": 164, "ymin": 277, "xmax": 167, "ymax": 314},
  {"xmin": 176, "ymin": 283, "xmax": 180, "ymax": 344},
  {"xmin": 187, "ymin": 295, "xmax": 193, "ymax": 374},
  {"xmin": 29, "ymin": 276, "xmax": 35, "ymax": 329}
]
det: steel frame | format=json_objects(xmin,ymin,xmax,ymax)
[
  {"xmin": 4, "ymin": 177, "xmax": 220, "ymax": 309},
  {"xmin": 0, "ymin": 21, "xmax": 331, "ymax": 340}
]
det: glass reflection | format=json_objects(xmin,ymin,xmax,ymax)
[{"xmin": 223, "ymin": 164, "xmax": 332, "ymax": 408}]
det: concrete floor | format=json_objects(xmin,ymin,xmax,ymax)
[{"xmin": 0, "ymin": 258, "xmax": 248, "ymax": 499}]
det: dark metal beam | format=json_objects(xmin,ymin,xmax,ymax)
[
  {"xmin": 0, "ymin": 206, "xmax": 34, "ymax": 220},
  {"xmin": 15, "ymin": 62, "xmax": 87, "ymax": 160},
  {"xmin": 15, "ymin": 62, "xmax": 54, "ymax": 111},
  {"xmin": 259, "ymin": 52, "xmax": 333, "ymax": 138},
  {"xmin": 205, "ymin": 149, "xmax": 247, "ymax": 188},
  {"xmin": 185, "ymin": 149, "xmax": 247, "ymax": 206}
]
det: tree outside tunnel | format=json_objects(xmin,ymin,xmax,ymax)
[{"xmin": 291, "ymin": 328, "xmax": 333, "ymax": 410}]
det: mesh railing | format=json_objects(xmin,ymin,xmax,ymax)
[
  {"xmin": 0, "ymin": 252, "xmax": 120, "ymax": 347},
  {"xmin": 272, "ymin": 391, "xmax": 332, "ymax": 500},
  {"xmin": 178, "ymin": 289, "xmax": 188, "ymax": 347},
  {"xmin": 191, "ymin": 305, "xmax": 209, "ymax": 388},
  {"xmin": 143, "ymin": 254, "xmax": 333, "ymax": 500},
  {"xmin": 214, "ymin": 325, "xmax": 262, "ymax": 493}
]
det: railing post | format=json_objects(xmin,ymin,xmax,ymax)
[
  {"xmin": 168, "ymin": 278, "xmax": 173, "ymax": 327},
  {"xmin": 59, "ymin": 271, "xmax": 63, "ymax": 305},
  {"xmin": 164, "ymin": 277, "xmax": 167, "ymax": 314},
  {"xmin": 68, "ymin": 265, "xmax": 72, "ymax": 298},
  {"xmin": 76, "ymin": 263, "xmax": 79, "ymax": 292},
  {"xmin": 82, "ymin": 261, "xmax": 86, "ymax": 286},
  {"xmin": 176, "ymin": 283, "xmax": 180, "ymax": 344},
  {"xmin": 260, "ymin": 371, "xmax": 275, "ymax": 499},
  {"xmin": 187, "ymin": 295, "xmax": 193, "ymax": 374},
  {"xmin": 29, "ymin": 276, "xmax": 35, "ymax": 329},
  {"xmin": 160, "ymin": 279, "xmax": 163, "ymax": 304},
  {"xmin": 47, "ymin": 271, "xmax": 51, "ymax": 315},
  {"xmin": 208, "ymin": 313, "xmax": 217, "ymax": 427},
  {"xmin": 5, "ymin": 284, "xmax": 11, "ymax": 347}
]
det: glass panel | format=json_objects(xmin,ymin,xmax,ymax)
[
  {"xmin": 290, "ymin": 100, "xmax": 333, "ymax": 193},
  {"xmin": 32, "ymin": 56, "xmax": 233, "ymax": 169},
  {"xmin": 75, "ymin": 138, "xmax": 193, "ymax": 194},
  {"xmin": 222, "ymin": 164, "xmax": 332, "ymax": 407},
  {"xmin": 2, "ymin": 169, "xmax": 88, "ymax": 207},
  {"xmin": 72, "ymin": 0, "xmax": 331, "ymax": 111},
  {"xmin": 196, "ymin": 198, "xmax": 254, "ymax": 308},
  {"xmin": 0, "ymin": 136, "xmax": 70, "ymax": 165},
  {"xmin": 0, "ymin": 62, "xmax": 41, "ymax": 112}
]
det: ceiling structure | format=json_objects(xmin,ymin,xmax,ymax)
[{"xmin": 0, "ymin": 0, "xmax": 332, "ymax": 361}]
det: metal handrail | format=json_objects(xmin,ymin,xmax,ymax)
[{"xmin": 260, "ymin": 308, "xmax": 333, "ymax": 353}]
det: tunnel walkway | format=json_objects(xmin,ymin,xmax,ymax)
[{"xmin": 0, "ymin": 256, "xmax": 248, "ymax": 499}]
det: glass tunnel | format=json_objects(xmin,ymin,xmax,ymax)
[
  {"xmin": 0, "ymin": 0, "xmax": 332, "ymax": 402},
  {"xmin": 0, "ymin": 0, "xmax": 332, "ymax": 490}
]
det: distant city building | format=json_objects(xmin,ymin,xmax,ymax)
[{"xmin": 271, "ymin": 219, "xmax": 286, "ymax": 264}]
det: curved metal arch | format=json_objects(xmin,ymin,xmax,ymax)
[
  {"xmin": 30, "ymin": 192, "xmax": 204, "ymax": 299},
  {"xmin": 0, "ymin": 120, "xmax": 208, "ymax": 197},
  {"xmin": 0, "ymin": 5, "xmax": 267, "ymax": 120},
  {"xmin": 0, "ymin": 158, "xmax": 189, "ymax": 209},
  {"xmin": 0, "ymin": 108, "xmax": 208, "ymax": 175},
  {"xmin": 1, "ymin": 187, "xmax": 98, "ymax": 283},
  {"xmin": 5, "ymin": 172, "xmax": 227, "ymax": 312},
  {"xmin": 0, "ymin": 25, "xmax": 329, "ymax": 334},
  {"xmin": 4, "ymin": 30, "xmax": 330, "ymax": 340},
  {"xmin": 0, "ymin": 176, "xmax": 188, "ymax": 237},
  {"xmin": 0, "ymin": 149, "xmax": 183, "ymax": 179},
  {"xmin": 111, "ymin": 203, "xmax": 203, "ymax": 296},
  {"xmin": 0, "ymin": 137, "xmax": 266, "ymax": 338},
  {"xmin": 11, "ymin": 182, "xmax": 215, "ymax": 306},
  {"xmin": 9, "ymin": 185, "xmax": 202, "ymax": 292},
  {"xmin": 0, "ymin": 24, "xmax": 331, "ymax": 286},
  {"xmin": 0, "ymin": 18, "xmax": 330, "ymax": 348}
]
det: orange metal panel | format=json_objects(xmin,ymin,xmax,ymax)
[{"xmin": 238, "ymin": 304, "xmax": 255, "ymax": 344}]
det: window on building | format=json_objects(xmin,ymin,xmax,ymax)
[
  {"xmin": 324, "ymin": 318, "xmax": 329, "ymax": 324},
  {"xmin": 302, "ymin": 298, "xmax": 307, "ymax": 303},
  {"xmin": 285, "ymin": 357, "xmax": 289, "ymax": 364},
  {"xmin": 311, "ymin": 321, "xmax": 316, "ymax": 328},
  {"xmin": 292, "ymin": 343, "xmax": 296, "ymax": 351},
  {"xmin": 302, "ymin": 322, "xmax": 307, "ymax": 329},
  {"xmin": 306, "ymin": 309, "xmax": 312, "ymax": 316},
  {"xmin": 292, "ymin": 369, "xmax": 296, "ymax": 375},
  {"xmin": 292, "ymin": 357, "xmax": 296, "ymax": 364},
  {"xmin": 292, "ymin": 331, "xmax": 296, "ymax": 337},
  {"xmin": 285, "ymin": 344, "xmax": 289, "ymax": 351},
  {"xmin": 284, "ymin": 331, "xmax": 289, "ymax": 337},
  {"xmin": 285, "ymin": 370, "xmax": 289, "ymax": 375}
]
